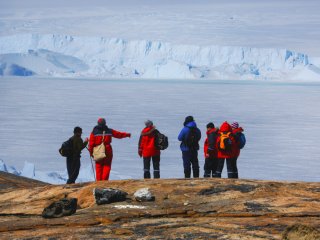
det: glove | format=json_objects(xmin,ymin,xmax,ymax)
[
  {"xmin": 127, "ymin": 133, "xmax": 131, "ymax": 138},
  {"xmin": 84, "ymin": 137, "xmax": 89, "ymax": 143},
  {"xmin": 138, "ymin": 149, "xmax": 142, "ymax": 158}
]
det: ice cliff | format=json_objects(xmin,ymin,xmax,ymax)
[{"xmin": 0, "ymin": 34, "xmax": 318, "ymax": 81}]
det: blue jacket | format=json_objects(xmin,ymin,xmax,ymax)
[{"xmin": 178, "ymin": 121, "xmax": 201, "ymax": 151}]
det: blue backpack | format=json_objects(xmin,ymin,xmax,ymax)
[{"xmin": 237, "ymin": 132, "xmax": 246, "ymax": 149}]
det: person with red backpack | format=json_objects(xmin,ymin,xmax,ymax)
[
  {"xmin": 88, "ymin": 118, "xmax": 131, "ymax": 181},
  {"xmin": 215, "ymin": 121, "xmax": 238, "ymax": 178},
  {"xmin": 203, "ymin": 122, "xmax": 219, "ymax": 178},
  {"xmin": 138, "ymin": 120, "xmax": 161, "ymax": 179}
]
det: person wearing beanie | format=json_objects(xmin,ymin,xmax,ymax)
[
  {"xmin": 215, "ymin": 121, "xmax": 238, "ymax": 178},
  {"xmin": 178, "ymin": 115, "xmax": 201, "ymax": 178},
  {"xmin": 88, "ymin": 117, "xmax": 131, "ymax": 181},
  {"xmin": 231, "ymin": 121, "xmax": 246, "ymax": 172},
  {"xmin": 66, "ymin": 126, "xmax": 88, "ymax": 184},
  {"xmin": 138, "ymin": 120, "xmax": 161, "ymax": 179},
  {"xmin": 203, "ymin": 122, "xmax": 219, "ymax": 178}
]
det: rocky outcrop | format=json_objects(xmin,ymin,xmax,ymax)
[{"xmin": 0, "ymin": 171, "xmax": 319, "ymax": 239}]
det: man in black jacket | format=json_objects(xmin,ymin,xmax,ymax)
[{"xmin": 66, "ymin": 126, "xmax": 88, "ymax": 184}]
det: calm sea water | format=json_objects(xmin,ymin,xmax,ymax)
[{"xmin": 0, "ymin": 77, "xmax": 320, "ymax": 181}]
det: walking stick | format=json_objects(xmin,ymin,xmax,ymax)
[{"xmin": 86, "ymin": 147, "xmax": 96, "ymax": 182}]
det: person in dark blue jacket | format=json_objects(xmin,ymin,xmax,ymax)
[{"xmin": 178, "ymin": 116, "xmax": 201, "ymax": 178}]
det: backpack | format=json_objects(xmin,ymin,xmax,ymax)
[
  {"xmin": 236, "ymin": 132, "xmax": 246, "ymax": 149},
  {"xmin": 185, "ymin": 127, "xmax": 199, "ymax": 150},
  {"xmin": 219, "ymin": 132, "xmax": 232, "ymax": 152},
  {"xmin": 42, "ymin": 198, "xmax": 77, "ymax": 218},
  {"xmin": 59, "ymin": 138, "xmax": 73, "ymax": 157},
  {"xmin": 154, "ymin": 130, "xmax": 169, "ymax": 150}
]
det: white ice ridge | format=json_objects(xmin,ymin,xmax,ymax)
[{"xmin": 0, "ymin": 34, "xmax": 318, "ymax": 81}]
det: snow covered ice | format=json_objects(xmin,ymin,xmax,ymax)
[
  {"xmin": 0, "ymin": 34, "xmax": 316, "ymax": 81},
  {"xmin": 0, "ymin": 0, "xmax": 320, "ymax": 184}
]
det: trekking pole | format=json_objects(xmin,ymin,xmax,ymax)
[{"xmin": 86, "ymin": 147, "xmax": 96, "ymax": 182}]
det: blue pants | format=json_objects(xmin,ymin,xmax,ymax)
[{"xmin": 182, "ymin": 151, "xmax": 199, "ymax": 178}]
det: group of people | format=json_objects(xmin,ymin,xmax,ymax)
[{"xmin": 63, "ymin": 116, "xmax": 245, "ymax": 184}]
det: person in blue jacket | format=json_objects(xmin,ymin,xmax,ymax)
[{"xmin": 178, "ymin": 116, "xmax": 201, "ymax": 178}]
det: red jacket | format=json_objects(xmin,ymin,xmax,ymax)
[
  {"xmin": 88, "ymin": 125, "xmax": 130, "ymax": 157},
  {"xmin": 232, "ymin": 127, "xmax": 244, "ymax": 158},
  {"xmin": 204, "ymin": 128, "xmax": 219, "ymax": 158},
  {"xmin": 217, "ymin": 121, "xmax": 236, "ymax": 159},
  {"xmin": 139, "ymin": 126, "xmax": 160, "ymax": 158}
]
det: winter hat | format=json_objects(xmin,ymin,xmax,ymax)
[
  {"xmin": 144, "ymin": 120, "xmax": 153, "ymax": 127},
  {"xmin": 206, "ymin": 122, "xmax": 215, "ymax": 129},
  {"xmin": 231, "ymin": 122, "xmax": 239, "ymax": 129},
  {"xmin": 97, "ymin": 118, "xmax": 106, "ymax": 126},
  {"xmin": 184, "ymin": 116, "xmax": 194, "ymax": 126},
  {"xmin": 220, "ymin": 121, "xmax": 232, "ymax": 132}
]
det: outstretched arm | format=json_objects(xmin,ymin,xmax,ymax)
[{"xmin": 112, "ymin": 129, "xmax": 131, "ymax": 139}]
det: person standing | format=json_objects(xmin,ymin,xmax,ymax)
[
  {"xmin": 215, "ymin": 121, "xmax": 238, "ymax": 178},
  {"xmin": 88, "ymin": 118, "xmax": 131, "ymax": 181},
  {"xmin": 230, "ymin": 121, "xmax": 246, "ymax": 176},
  {"xmin": 203, "ymin": 122, "xmax": 219, "ymax": 178},
  {"xmin": 138, "ymin": 120, "xmax": 161, "ymax": 179},
  {"xmin": 66, "ymin": 126, "xmax": 88, "ymax": 184},
  {"xmin": 178, "ymin": 116, "xmax": 201, "ymax": 178}
]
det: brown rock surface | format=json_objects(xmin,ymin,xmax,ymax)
[{"xmin": 0, "ymin": 171, "xmax": 319, "ymax": 239}]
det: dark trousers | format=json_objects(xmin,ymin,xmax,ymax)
[
  {"xmin": 182, "ymin": 151, "xmax": 199, "ymax": 178},
  {"xmin": 203, "ymin": 157, "xmax": 219, "ymax": 178},
  {"xmin": 143, "ymin": 155, "xmax": 160, "ymax": 179},
  {"xmin": 66, "ymin": 157, "xmax": 80, "ymax": 184},
  {"xmin": 215, "ymin": 157, "xmax": 238, "ymax": 178}
]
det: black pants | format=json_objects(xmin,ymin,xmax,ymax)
[
  {"xmin": 182, "ymin": 151, "xmax": 200, "ymax": 178},
  {"xmin": 215, "ymin": 157, "xmax": 238, "ymax": 178},
  {"xmin": 203, "ymin": 157, "xmax": 219, "ymax": 178},
  {"xmin": 143, "ymin": 155, "xmax": 160, "ymax": 179},
  {"xmin": 66, "ymin": 157, "xmax": 80, "ymax": 184}
]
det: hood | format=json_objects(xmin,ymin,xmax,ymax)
[
  {"xmin": 233, "ymin": 127, "xmax": 244, "ymax": 134},
  {"xmin": 186, "ymin": 121, "xmax": 197, "ymax": 128},
  {"xmin": 220, "ymin": 121, "xmax": 232, "ymax": 132},
  {"xmin": 206, "ymin": 128, "xmax": 217, "ymax": 135},
  {"xmin": 141, "ymin": 126, "xmax": 156, "ymax": 135}
]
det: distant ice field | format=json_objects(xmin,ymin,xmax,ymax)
[{"xmin": 0, "ymin": 77, "xmax": 319, "ymax": 182}]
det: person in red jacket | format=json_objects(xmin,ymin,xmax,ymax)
[
  {"xmin": 88, "ymin": 118, "xmax": 131, "ymax": 181},
  {"xmin": 138, "ymin": 120, "xmax": 161, "ymax": 179},
  {"xmin": 203, "ymin": 122, "xmax": 219, "ymax": 178},
  {"xmin": 215, "ymin": 121, "xmax": 238, "ymax": 178}
]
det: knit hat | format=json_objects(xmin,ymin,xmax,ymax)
[
  {"xmin": 206, "ymin": 122, "xmax": 215, "ymax": 129},
  {"xmin": 231, "ymin": 122, "xmax": 239, "ymax": 129},
  {"xmin": 144, "ymin": 120, "xmax": 153, "ymax": 127},
  {"xmin": 97, "ymin": 118, "xmax": 106, "ymax": 126},
  {"xmin": 184, "ymin": 116, "xmax": 194, "ymax": 126}
]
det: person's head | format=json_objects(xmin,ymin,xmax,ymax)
[
  {"xmin": 184, "ymin": 115, "xmax": 194, "ymax": 126},
  {"xmin": 231, "ymin": 122, "xmax": 239, "ymax": 129},
  {"xmin": 97, "ymin": 118, "xmax": 106, "ymax": 126},
  {"xmin": 74, "ymin": 126, "xmax": 82, "ymax": 136},
  {"xmin": 206, "ymin": 122, "xmax": 215, "ymax": 130},
  {"xmin": 144, "ymin": 120, "xmax": 153, "ymax": 127}
]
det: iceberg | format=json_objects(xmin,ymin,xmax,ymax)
[{"xmin": 0, "ymin": 34, "xmax": 318, "ymax": 81}]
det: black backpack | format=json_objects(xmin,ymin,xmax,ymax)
[
  {"xmin": 154, "ymin": 130, "xmax": 169, "ymax": 150},
  {"xmin": 42, "ymin": 198, "xmax": 77, "ymax": 218},
  {"xmin": 185, "ymin": 127, "xmax": 199, "ymax": 150},
  {"xmin": 59, "ymin": 138, "xmax": 73, "ymax": 157}
]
